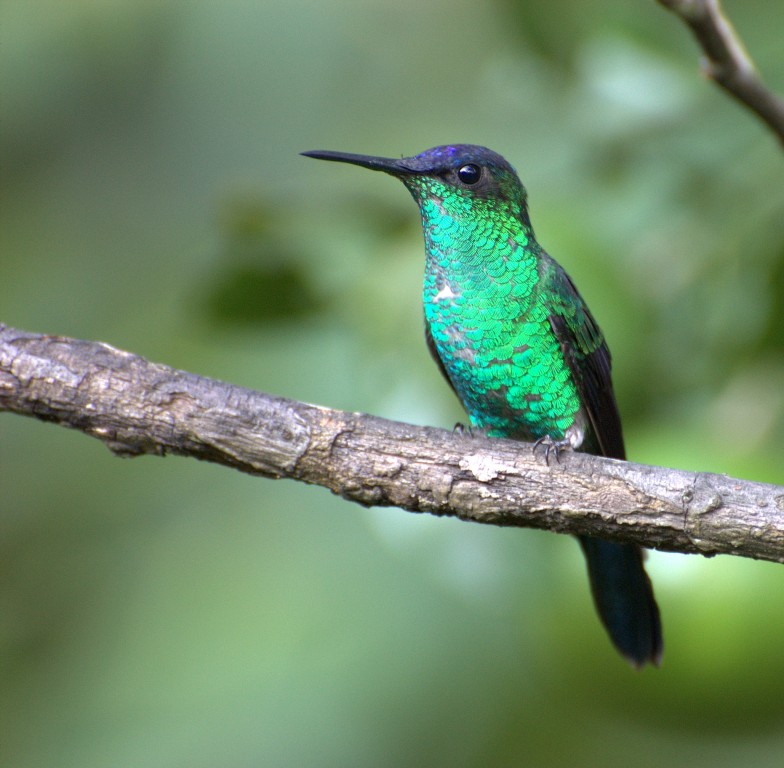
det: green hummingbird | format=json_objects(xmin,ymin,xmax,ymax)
[{"xmin": 303, "ymin": 144, "xmax": 662, "ymax": 667}]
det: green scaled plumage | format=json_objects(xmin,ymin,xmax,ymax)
[
  {"xmin": 411, "ymin": 170, "xmax": 587, "ymax": 444},
  {"xmin": 303, "ymin": 144, "xmax": 662, "ymax": 668}
]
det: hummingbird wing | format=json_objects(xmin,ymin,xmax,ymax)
[
  {"xmin": 549, "ymin": 263, "xmax": 662, "ymax": 667},
  {"xmin": 547, "ymin": 263, "xmax": 626, "ymax": 460}
]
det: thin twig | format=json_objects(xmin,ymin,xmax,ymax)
[{"xmin": 658, "ymin": 0, "xmax": 784, "ymax": 145}]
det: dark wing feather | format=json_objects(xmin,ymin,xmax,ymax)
[
  {"xmin": 548, "ymin": 265, "xmax": 625, "ymax": 460},
  {"xmin": 548, "ymin": 263, "xmax": 661, "ymax": 667},
  {"xmin": 421, "ymin": 205, "xmax": 656, "ymax": 666}
]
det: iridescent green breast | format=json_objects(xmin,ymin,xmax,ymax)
[{"xmin": 416, "ymin": 192, "xmax": 583, "ymax": 442}]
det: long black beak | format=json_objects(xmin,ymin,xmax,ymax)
[{"xmin": 301, "ymin": 150, "xmax": 418, "ymax": 175}]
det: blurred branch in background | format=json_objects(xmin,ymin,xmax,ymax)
[
  {"xmin": 658, "ymin": 0, "xmax": 784, "ymax": 145},
  {"xmin": 3, "ymin": 324, "xmax": 783, "ymax": 563}
]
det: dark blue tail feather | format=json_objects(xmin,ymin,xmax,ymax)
[{"xmin": 578, "ymin": 536, "xmax": 663, "ymax": 668}]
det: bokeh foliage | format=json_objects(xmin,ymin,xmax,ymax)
[{"xmin": 2, "ymin": 1, "xmax": 783, "ymax": 766}]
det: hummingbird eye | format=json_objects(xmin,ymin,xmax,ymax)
[{"xmin": 457, "ymin": 164, "xmax": 481, "ymax": 185}]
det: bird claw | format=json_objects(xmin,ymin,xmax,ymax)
[
  {"xmin": 533, "ymin": 435, "xmax": 572, "ymax": 466},
  {"xmin": 453, "ymin": 422, "xmax": 474, "ymax": 437}
]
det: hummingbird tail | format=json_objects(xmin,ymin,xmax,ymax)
[{"xmin": 578, "ymin": 536, "xmax": 663, "ymax": 668}]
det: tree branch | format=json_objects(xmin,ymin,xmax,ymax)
[
  {"xmin": 658, "ymin": 0, "xmax": 784, "ymax": 145},
  {"xmin": 2, "ymin": 324, "xmax": 783, "ymax": 562}
]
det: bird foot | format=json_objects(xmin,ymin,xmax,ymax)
[
  {"xmin": 533, "ymin": 435, "xmax": 572, "ymax": 466},
  {"xmin": 453, "ymin": 422, "xmax": 474, "ymax": 437}
]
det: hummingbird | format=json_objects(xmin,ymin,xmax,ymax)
[{"xmin": 302, "ymin": 144, "xmax": 662, "ymax": 667}]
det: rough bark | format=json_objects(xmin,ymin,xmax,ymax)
[{"xmin": 3, "ymin": 324, "xmax": 783, "ymax": 563}]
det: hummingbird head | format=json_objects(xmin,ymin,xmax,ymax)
[{"xmin": 302, "ymin": 144, "xmax": 530, "ymax": 224}]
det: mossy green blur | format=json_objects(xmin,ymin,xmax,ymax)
[{"xmin": 4, "ymin": 1, "xmax": 784, "ymax": 765}]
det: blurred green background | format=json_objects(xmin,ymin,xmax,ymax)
[{"xmin": 2, "ymin": 1, "xmax": 784, "ymax": 766}]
